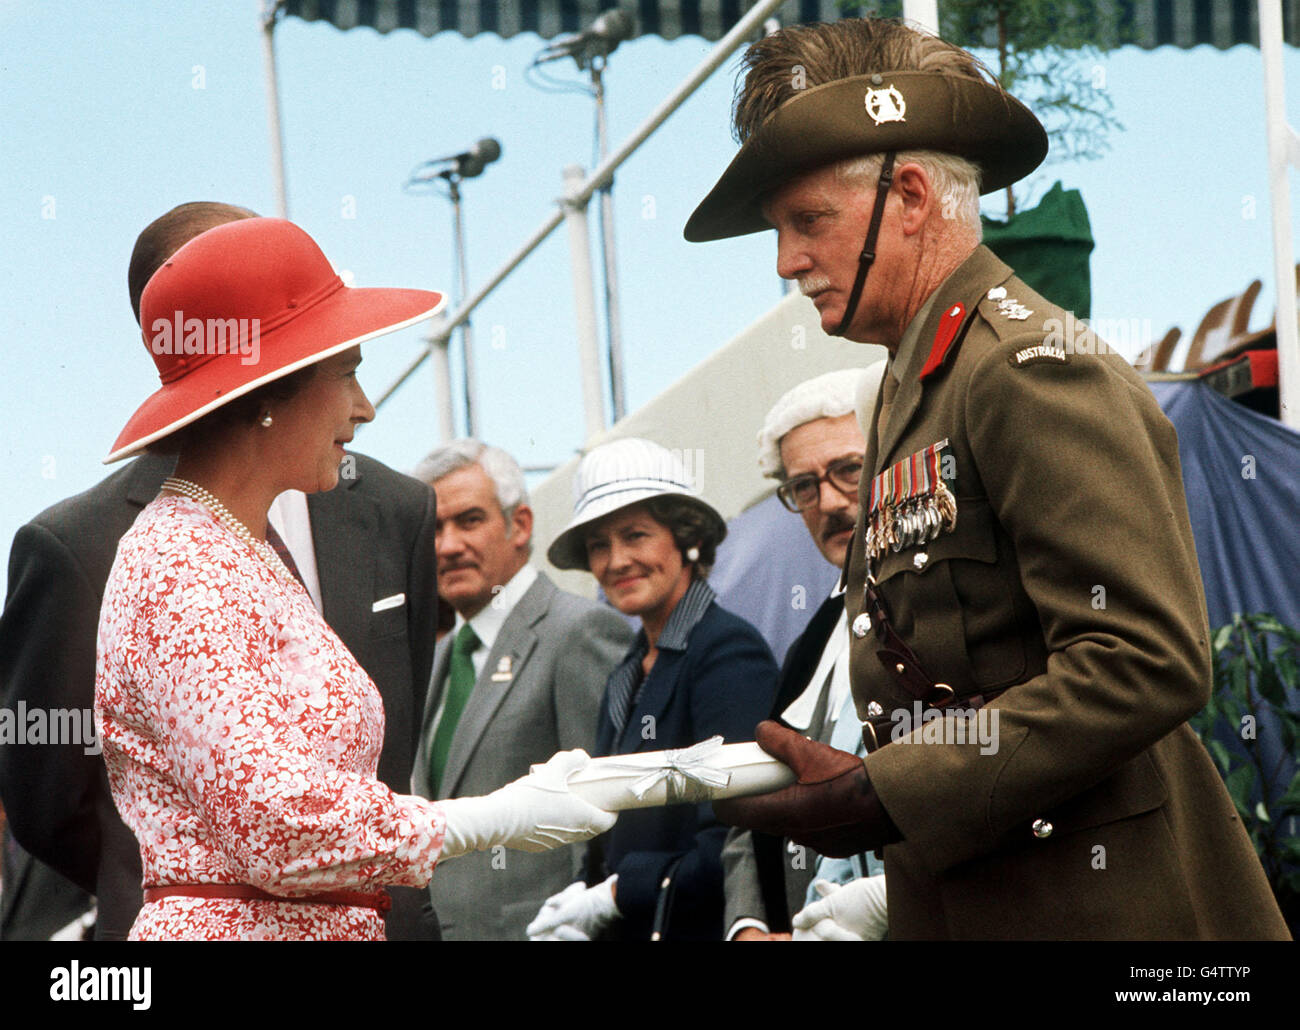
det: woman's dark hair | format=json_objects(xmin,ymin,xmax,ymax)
[
  {"xmin": 144, "ymin": 364, "xmax": 319, "ymax": 456},
  {"xmin": 644, "ymin": 496, "xmax": 721, "ymax": 580}
]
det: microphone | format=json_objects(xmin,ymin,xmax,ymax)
[
  {"xmin": 454, "ymin": 137, "xmax": 502, "ymax": 179},
  {"xmin": 536, "ymin": 9, "xmax": 635, "ymax": 64},
  {"xmin": 417, "ymin": 137, "xmax": 502, "ymax": 180}
]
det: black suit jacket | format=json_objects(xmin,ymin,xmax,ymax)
[
  {"xmin": 0, "ymin": 451, "xmax": 438, "ymax": 940},
  {"xmin": 771, "ymin": 593, "xmax": 845, "ymax": 720},
  {"xmin": 742, "ymin": 591, "xmax": 845, "ymax": 934}
]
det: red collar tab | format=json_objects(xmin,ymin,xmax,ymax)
[{"xmin": 919, "ymin": 303, "xmax": 966, "ymax": 380}]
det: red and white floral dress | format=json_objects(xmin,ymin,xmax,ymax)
[{"xmin": 95, "ymin": 496, "xmax": 446, "ymax": 940}]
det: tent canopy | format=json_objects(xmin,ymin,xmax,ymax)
[{"xmin": 279, "ymin": 0, "xmax": 1299, "ymax": 48}]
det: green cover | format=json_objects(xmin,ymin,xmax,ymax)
[{"xmin": 982, "ymin": 181, "xmax": 1094, "ymax": 319}]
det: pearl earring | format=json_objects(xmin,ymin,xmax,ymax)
[
  {"xmin": 260, "ymin": 413, "xmax": 273, "ymax": 428},
  {"xmin": 686, "ymin": 546, "xmax": 700, "ymax": 563}
]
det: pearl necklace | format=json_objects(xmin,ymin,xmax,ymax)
[{"xmin": 162, "ymin": 477, "xmax": 295, "ymax": 582}]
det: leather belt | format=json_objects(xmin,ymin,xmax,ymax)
[
  {"xmin": 856, "ymin": 573, "xmax": 1012, "ymax": 754},
  {"xmin": 143, "ymin": 883, "xmax": 392, "ymax": 913},
  {"xmin": 863, "ymin": 576, "xmax": 955, "ymax": 708}
]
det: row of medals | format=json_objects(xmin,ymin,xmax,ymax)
[{"xmin": 864, "ymin": 479, "xmax": 958, "ymax": 562}]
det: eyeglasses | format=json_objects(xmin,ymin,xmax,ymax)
[{"xmin": 776, "ymin": 456, "xmax": 864, "ymax": 513}]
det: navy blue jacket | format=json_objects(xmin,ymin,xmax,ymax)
[{"xmin": 584, "ymin": 600, "xmax": 778, "ymax": 940}]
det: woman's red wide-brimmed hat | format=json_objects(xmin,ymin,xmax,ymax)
[{"xmin": 106, "ymin": 217, "xmax": 445, "ymax": 463}]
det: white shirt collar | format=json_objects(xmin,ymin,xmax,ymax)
[
  {"xmin": 781, "ymin": 611, "xmax": 849, "ymax": 732},
  {"xmin": 456, "ymin": 563, "xmax": 538, "ymax": 658},
  {"xmin": 267, "ymin": 489, "xmax": 321, "ymax": 611}
]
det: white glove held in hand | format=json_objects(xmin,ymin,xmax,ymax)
[
  {"xmin": 791, "ymin": 875, "xmax": 888, "ymax": 941},
  {"xmin": 526, "ymin": 876, "xmax": 620, "ymax": 941},
  {"xmin": 438, "ymin": 749, "xmax": 616, "ymax": 859},
  {"xmin": 526, "ymin": 882, "xmax": 593, "ymax": 941}
]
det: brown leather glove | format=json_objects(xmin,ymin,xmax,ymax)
[{"xmin": 713, "ymin": 720, "xmax": 902, "ymax": 857}]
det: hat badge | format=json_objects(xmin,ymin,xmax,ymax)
[{"xmin": 864, "ymin": 85, "xmax": 906, "ymax": 126}]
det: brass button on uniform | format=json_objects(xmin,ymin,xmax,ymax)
[
  {"xmin": 866, "ymin": 701, "xmax": 883, "ymax": 717},
  {"xmin": 852, "ymin": 613, "xmax": 871, "ymax": 638},
  {"xmin": 1032, "ymin": 818, "xmax": 1053, "ymax": 839}
]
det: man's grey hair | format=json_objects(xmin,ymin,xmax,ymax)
[
  {"xmin": 836, "ymin": 152, "xmax": 983, "ymax": 239},
  {"xmin": 414, "ymin": 438, "xmax": 530, "ymax": 520}
]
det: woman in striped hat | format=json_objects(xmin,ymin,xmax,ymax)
[{"xmin": 530, "ymin": 438, "xmax": 779, "ymax": 940}]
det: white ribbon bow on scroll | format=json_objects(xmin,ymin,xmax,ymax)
[
  {"xmin": 623, "ymin": 736, "xmax": 732, "ymax": 804},
  {"xmin": 559, "ymin": 737, "xmax": 796, "ymax": 812}
]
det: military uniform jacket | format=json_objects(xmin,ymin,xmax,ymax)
[{"xmin": 845, "ymin": 245, "xmax": 1288, "ymax": 940}]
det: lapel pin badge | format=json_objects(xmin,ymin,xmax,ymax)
[{"xmin": 490, "ymin": 655, "xmax": 514, "ymax": 683}]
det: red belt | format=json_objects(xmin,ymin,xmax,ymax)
[{"xmin": 144, "ymin": 883, "xmax": 392, "ymax": 913}]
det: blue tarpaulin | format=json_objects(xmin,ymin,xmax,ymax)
[
  {"xmin": 1151, "ymin": 380, "xmax": 1300, "ymax": 634},
  {"xmin": 711, "ymin": 492, "xmax": 837, "ymax": 664}
]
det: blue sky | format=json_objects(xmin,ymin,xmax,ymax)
[{"xmin": 1, "ymin": 1, "xmax": 1298, "ymax": 595}]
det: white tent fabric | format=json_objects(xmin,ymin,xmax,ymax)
[{"xmin": 529, "ymin": 290, "xmax": 884, "ymax": 598}]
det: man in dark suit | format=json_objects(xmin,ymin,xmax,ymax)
[
  {"xmin": 722, "ymin": 366, "xmax": 885, "ymax": 940},
  {"xmin": 410, "ymin": 439, "xmax": 632, "ymax": 940},
  {"xmin": 0, "ymin": 203, "xmax": 440, "ymax": 940}
]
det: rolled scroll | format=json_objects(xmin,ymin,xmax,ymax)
[{"xmin": 549, "ymin": 736, "xmax": 796, "ymax": 811}]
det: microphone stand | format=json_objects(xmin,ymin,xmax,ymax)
[
  {"xmin": 531, "ymin": 14, "xmax": 631, "ymax": 427},
  {"xmin": 442, "ymin": 169, "xmax": 478, "ymax": 437},
  {"xmin": 408, "ymin": 142, "xmax": 498, "ymax": 440},
  {"xmin": 591, "ymin": 52, "xmax": 627, "ymax": 423}
]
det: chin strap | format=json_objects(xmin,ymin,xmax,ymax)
[{"xmin": 832, "ymin": 151, "xmax": 896, "ymax": 338}]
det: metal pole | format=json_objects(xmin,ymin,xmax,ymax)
[
  {"xmin": 260, "ymin": 0, "xmax": 289, "ymax": 219},
  {"xmin": 901, "ymin": 0, "xmax": 940, "ymax": 36},
  {"xmin": 566, "ymin": 0, "xmax": 787, "ymax": 208},
  {"xmin": 1259, "ymin": 0, "xmax": 1299, "ymax": 429},
  {"xmin": 593, "ymin": 59, "xmax": 628, "ymax": 422},
  {"xmin": 563, "ymin": 164, "xmax": 609, "ymax": 441},
  {"xmin": 431, "ymin": 333, "xmax": 455, "ymax": 442},
  {"xmin": 448, "ymin": 176, "xmax": 478, "ymax": 436},
  {"xmin": 374, "ymin": 0, "xmax": 787, "ymax": 409},
  {"xmin": 374, "ymin": 209, "xmax": 566, "ymax": 410}
]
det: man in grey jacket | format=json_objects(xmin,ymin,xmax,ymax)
[{"xmin": 412, "ymin": 439, "xmax": 632, "ymax": 940}]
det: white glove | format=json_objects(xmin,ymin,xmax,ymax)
[
  {"xmin": 791, "ymin": 875, "xmax": 888, "ymax": 941},
  {"xmin": 526, "ymin": 875, "xmax": 620, "ymax": 941},
  {"xmin": 527, "ymin": 881, "xmax": 590, "ymax": 940},
  {"xmin": 438, "ymin": 749, "xmax": 616, "ymax": 860}
]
